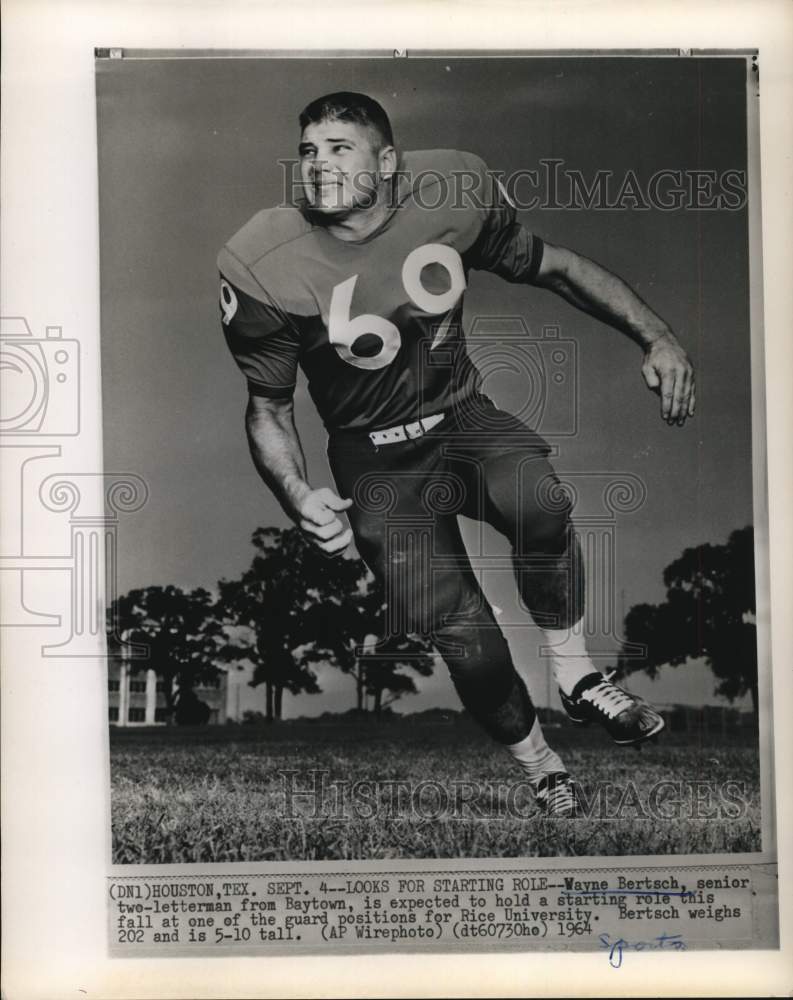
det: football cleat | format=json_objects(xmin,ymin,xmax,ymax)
[
  {"xmin": 534, "ymin": 772, "xmax": 580, "ymax": 817},
  {"xmin": 559, "ymin": 672, "xmax": 665, "ymax": 746}
]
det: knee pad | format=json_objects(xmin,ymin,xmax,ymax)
[
  {"xmin": 436, "ymin": 616, "xmax": 516, "ymax": 711},
  {"xmin": 519, "ymin": 507, "xmax": 571, "ymax": 555}
]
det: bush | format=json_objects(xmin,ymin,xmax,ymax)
[{"xmin": 174, "ymin": 691, "xmax": 211, "ymax": 726}]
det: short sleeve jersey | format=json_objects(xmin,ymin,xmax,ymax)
[{"xmin": 217, "ymin": 150, "xmax": 543, "ymax": 431}]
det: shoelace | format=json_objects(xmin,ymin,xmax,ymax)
[
  {"xmin": 537, "ymin": 779, "xmax": 576, "ymax": 814},
  {"xmin": 581, "ymin": 680, "xmax": 635, "ymax": 719},
  {"xmin": 543, "ymin": 788, "xmax": 576, "ymax": 815}
]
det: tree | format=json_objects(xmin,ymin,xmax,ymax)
[
  {"xmin": 107, "ymin": 585, "xmax": 225, "ymax": 722},
  {"xmin": 363, "ymin": 637, "xmax": 437, "ymax": 715},
  {"xmin": 217, "ymin": 527, "xmax": 338, "ymax": 721},
  {"xmin": 618, "ymin": 526, "xmax": 758, "ymax": 712},
  {"xmin": 300, "ymin": 569, "xmax": 435, "ymax": 713}
]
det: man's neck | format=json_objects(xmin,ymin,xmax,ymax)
[{"xmin": 320, "ymin": 192, "xmax": 394, "ymax": 243}]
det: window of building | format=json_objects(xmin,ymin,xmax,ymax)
[
  {"xmin": 156, "ymin": 680, "xmax": 166, "ymax": 692},
  {"xmin": 198, "ymin": 677, "xmax": 221, "ymax": 690},
  {"xmin": 154, "ymin": 708, "xmax": 169, "ymax": 723},
  {"xmin": 108, "ymin": 680, "xmax": 120, "ymax": 692},
  {"xmin": 129, "ymin": 681, "xmax": 147, "ymax": 693},
  {"xmin": 108, "ymin": 707, "xmax": 119, "ymax": 722},
  {"xmin": 128, "ymin": 708, "xmax": 146, "ymax": 723}
]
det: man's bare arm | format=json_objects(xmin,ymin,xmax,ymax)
[
  {"xmin": 535, "ymin": 242, "xmax": 696, "ymax": 425},
  {"xmin": 245, "ymin": 394, "xmax": 352, "ymax": 554}
]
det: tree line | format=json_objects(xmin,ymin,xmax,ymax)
[
  {"xmin": 107, "ymin": 526, "xmax": 433, "ymax": 722},
  {"xmin": 107, "ymin": 523, "xmax": 759, "ymax": 723},
  {"xmin": 617, "ymin": 525, "xmax": 759, "ymax": 714}
]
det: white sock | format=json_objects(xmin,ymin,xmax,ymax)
[
  {"xmin": 506, "ymin": 716, "xmax": 566, "ymax": 783},
  {"xmin": 540, "ymin": 624, "xmax": 598, "ymax": 697}
]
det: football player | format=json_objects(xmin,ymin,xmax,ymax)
[{"xmin": 218, "ymin": 92, "xmax": 695, "ymax": 816}]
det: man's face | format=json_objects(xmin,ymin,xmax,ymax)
[{"xmin": 298, "ymin": 119, "xmax": 386, "ymax": 214}]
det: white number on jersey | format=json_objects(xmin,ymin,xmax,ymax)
[
  {"xmin": 328, "ymin": 275, "xmax": 402, "ymax": 371},
  {"xmin": 402, "ymin": 243, "xmax": 466, "ymax": 314},
  {"xmin": 328, "ymin": 243, "xmax": 466, "ymax": 369}
]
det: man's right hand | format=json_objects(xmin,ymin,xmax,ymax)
[{"xmin": 295, "ymin": 487, "xmax": 354, "ymax": 555}]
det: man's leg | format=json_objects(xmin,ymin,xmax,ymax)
[
  {"xmin": 358, "ymin": 504, "xmax": 576, "ymax": 806},
  {"xmin": 475, "ymin": 446, "xmax": 665, "ymax": 745},
  {"xmin": 329, "ymin": 436, "xmax": 577, "ymax": 812}
]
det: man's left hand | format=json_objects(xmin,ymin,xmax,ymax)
[{"xmin": 641, "ymin": 332, "xmax": 696, "ymax": 426}]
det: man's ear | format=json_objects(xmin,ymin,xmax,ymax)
[{"xmin": 378, "ymin": 145, "xmax": 398, "ymax": 180}]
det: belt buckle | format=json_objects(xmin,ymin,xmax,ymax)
[{"xmin": 405, "ymin": 420, "xmax": 424, "ymax": 439}]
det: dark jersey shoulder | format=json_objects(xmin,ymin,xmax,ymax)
[
  {"xmin": 395, "ymin": 148, "xmax": 488, "ymax": 211},
  {"xmin": 398, "ymin": 148, "xmax": 485, "ymax": 179},
  {"xmin": 217, "ymin": 206, "xmax": 314, "ymax": 305}
]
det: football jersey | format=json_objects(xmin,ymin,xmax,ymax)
[{"xmin": 217, "ymin": 149, "xmax": 544, "ymax": 431}]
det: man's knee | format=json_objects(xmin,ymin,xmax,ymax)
[
  {"xmin": 432, "ymin": 588, "xmax": 517, "ymax": 707},
  {"xmin": 518, "ymin": 506, "xmax": 571, "ymax": 555},
  {"xmin": 439, "ymin": 619, "xmax": 516, "ymax": 710},
  {"xmin": 485, "ymin": 453, "xmax": 574, "ymax": 554}
]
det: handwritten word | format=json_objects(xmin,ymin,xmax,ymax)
[{"xmin": 599, "ymin": 931, "xmax": 686, "ymax": 968}]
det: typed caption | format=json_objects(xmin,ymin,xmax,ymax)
[{"xmin": 108, "ymin": 863, "xmax": 769, "ymax": 958}]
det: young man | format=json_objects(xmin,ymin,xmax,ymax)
[{"xmin": 217, "ymin": 92, "xmax": 695, "ymax": 816}]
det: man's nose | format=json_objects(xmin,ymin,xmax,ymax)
[{"xmin": 311, "ymin": 158, "xmax": 338, "ymax": 176}]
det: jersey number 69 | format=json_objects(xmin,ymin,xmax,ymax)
[{"xmin": 328, "ymin": 243, "xmax": 465, "ymax": 370}]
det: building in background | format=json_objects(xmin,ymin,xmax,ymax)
[{"xmin": 107, "ymin": 661, "xmax": 233, "ymax": 726}]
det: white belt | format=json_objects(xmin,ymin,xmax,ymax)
[{"xmin": 368, "ymin": 412, "xmax": 445, "ymax": 447}]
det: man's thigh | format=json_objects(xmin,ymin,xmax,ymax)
[
  {"xmin": 479, "ymin": 448, "xmax": 571, "ymax": 554},
  {"xmin": 327, "ymin": 435, "xmax": 493, "ymax": 635},
  {"xmin": 440, "ymin": 406, "xmax": 572, "ymax": 553}
]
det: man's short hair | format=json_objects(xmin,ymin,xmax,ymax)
[{"xmin": 298, "ymin": 92, "xmax": 394, "ymax": 148}]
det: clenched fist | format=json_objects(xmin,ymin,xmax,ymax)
[{"xmin": 295, "ymin": 487, "xmax": 354, "ymax": 555}]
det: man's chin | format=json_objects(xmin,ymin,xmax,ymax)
[
  {"xmin": 308, "ymin": 200, "xmax": 352, "ymax": 216},
  {"xmin": 304, "ymin": 193, "xmax": 378, "ymax": 216}
]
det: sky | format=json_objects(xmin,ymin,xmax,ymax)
[{"xmin": 96, "ymin": 55, "xmax": 757, "ymax": 715}]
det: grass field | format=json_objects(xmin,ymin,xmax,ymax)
[{"xmin": 110, "ymin": 717, "xmax": 761, "ymax": 863}]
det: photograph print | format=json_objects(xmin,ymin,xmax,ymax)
[{"xmin": 96, "ymin": 51, "xmax": 771, "ymax": 863}]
